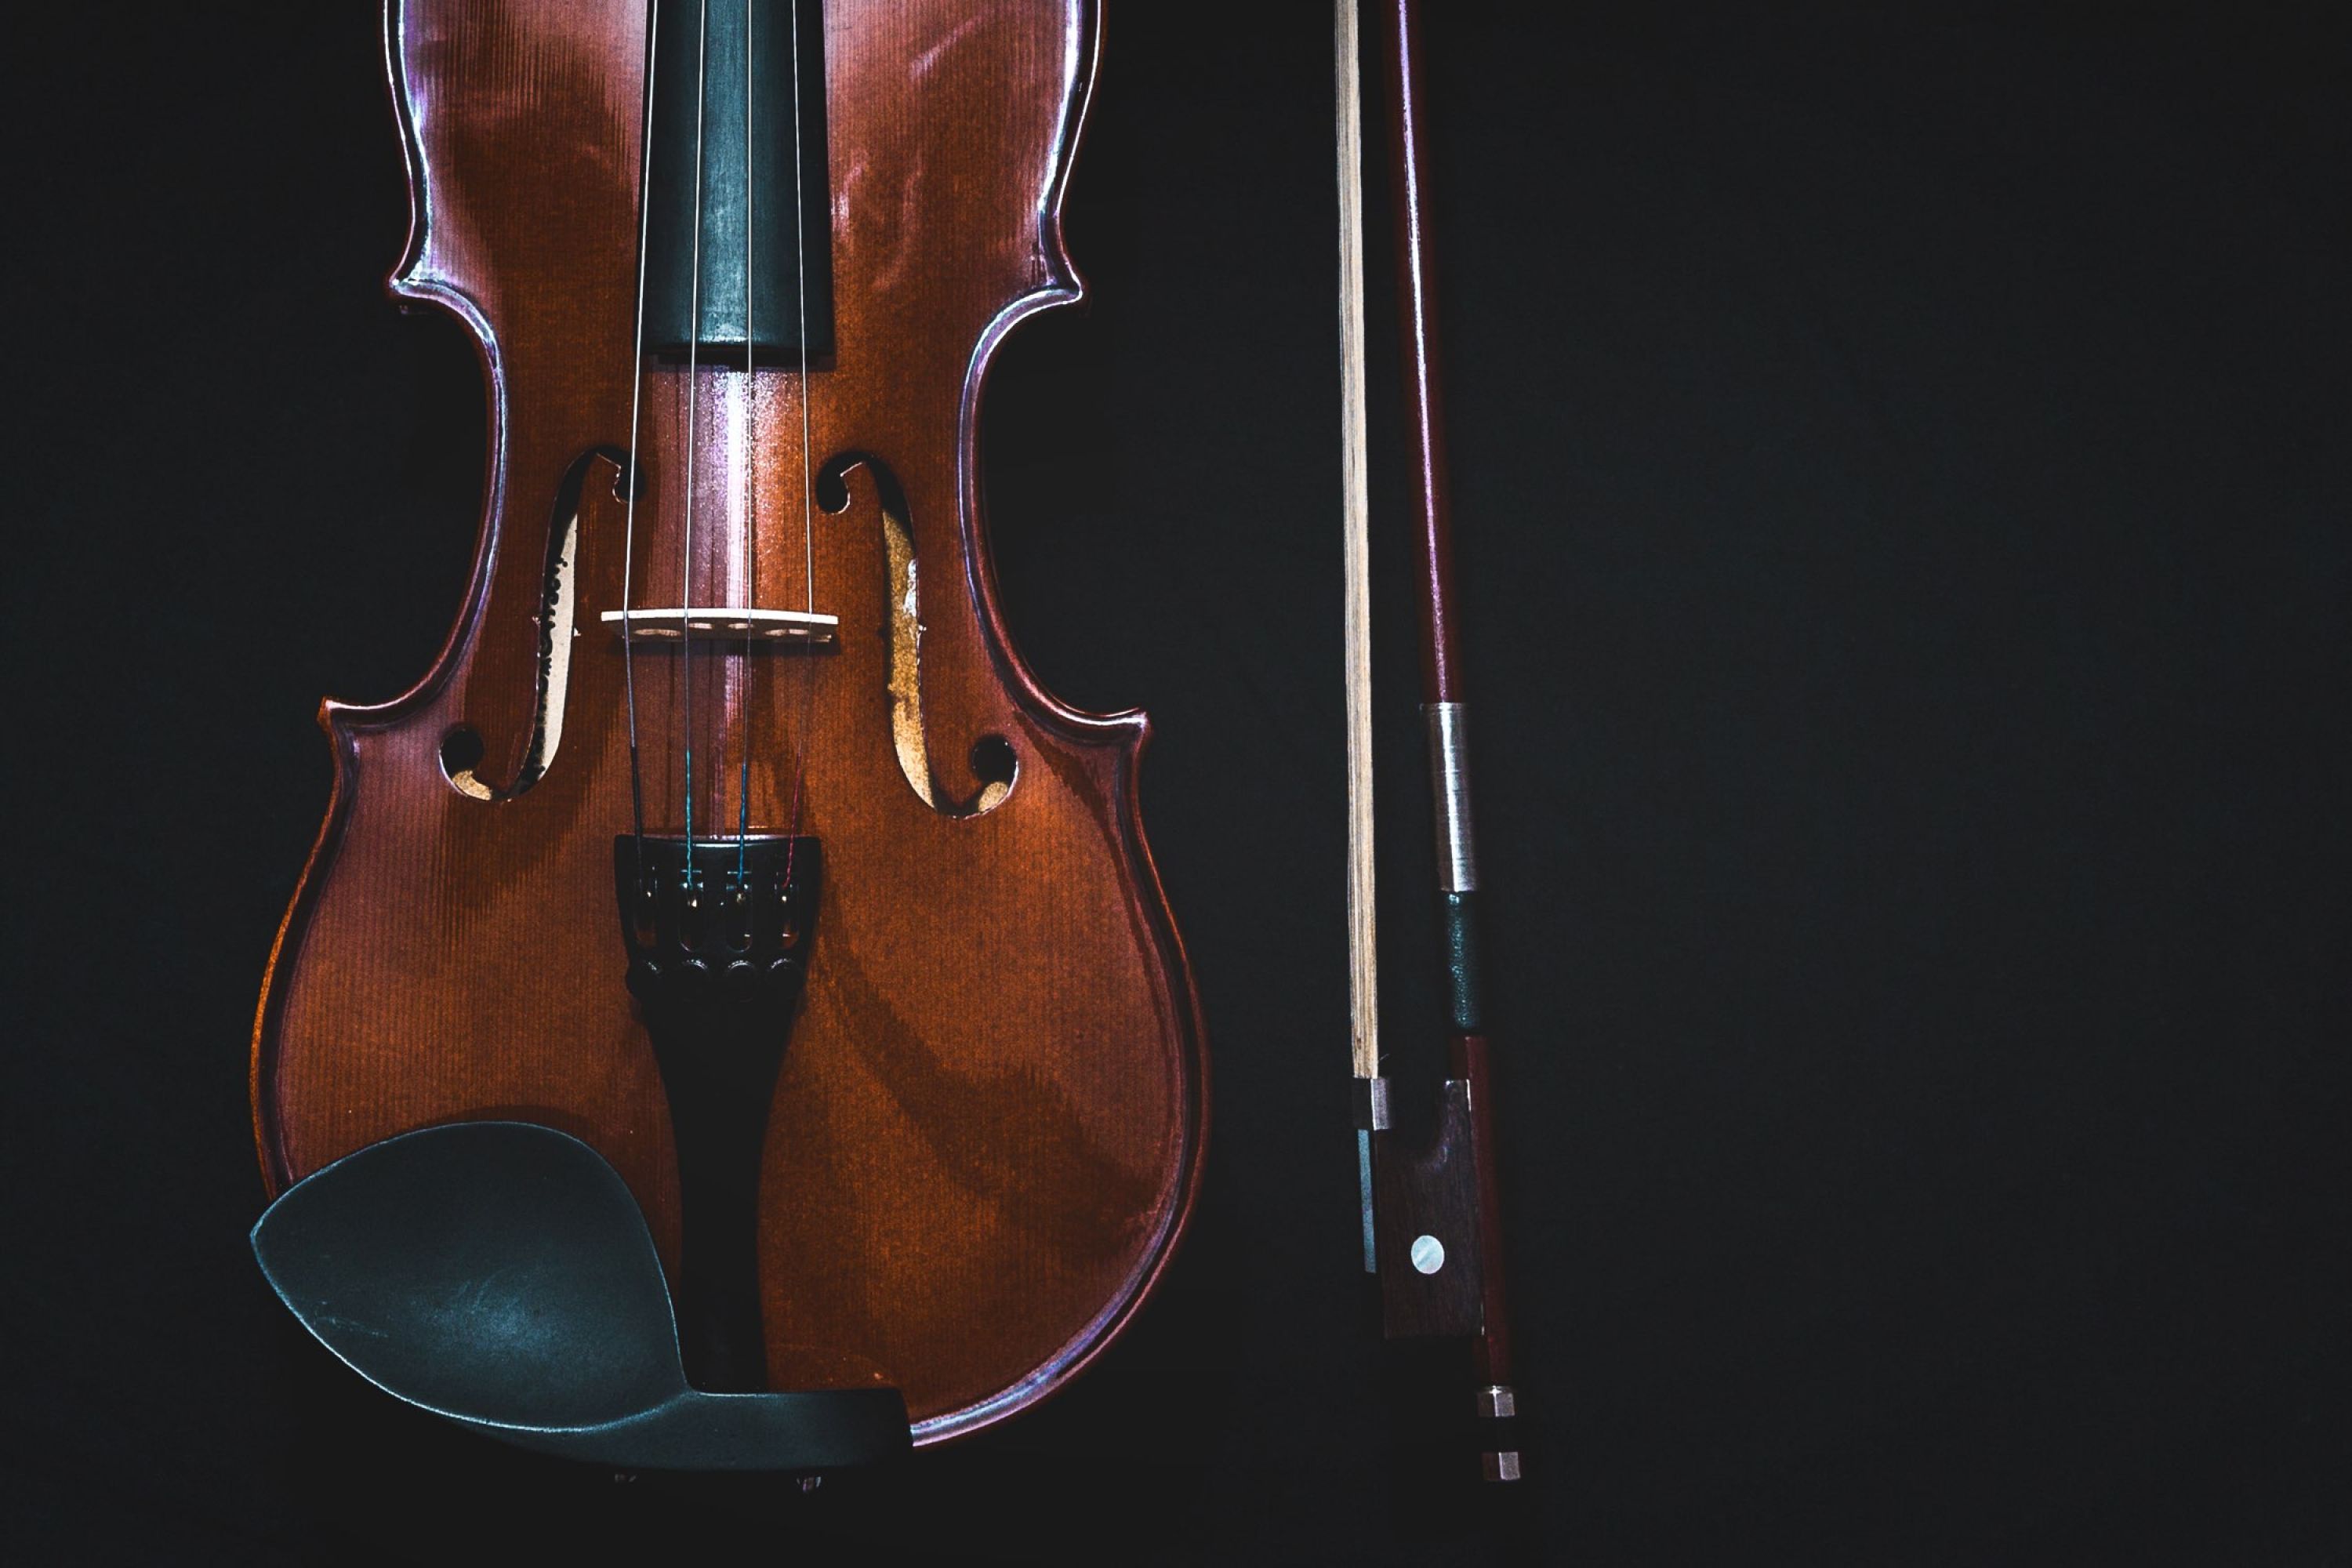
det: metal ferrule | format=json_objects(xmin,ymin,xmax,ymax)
[
  {"xmin": 1424, "ymin": 702, "xmax": 1478, "ymax": 893},
  {"xmin": 1353, "ymin": 1077, "xmax": 1388, "ymax": 1274},
  {"xmin": 1474, "ymin": 1384, "xmax": 1516, "ymax": 1419}
]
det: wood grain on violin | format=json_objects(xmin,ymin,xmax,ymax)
[{"xmin": 252, "ymin": 0, "xmax": 1207, "ymax": 1443}]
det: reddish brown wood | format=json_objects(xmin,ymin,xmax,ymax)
[
  {"xmin": 1450, "ymin": 1034, "xmax": 1512, "ymax": 1388},
  {"xmin": 1378, "ymin": 0, "xmax": 1462, "ymax": 707},
  {"xmin": 1377, "ymin": 0, "xmax": 1519, "ymax": 1460},
  {"xmin": 251, "ymin": 0, "xmax": 1207, "ymax": 1445}
]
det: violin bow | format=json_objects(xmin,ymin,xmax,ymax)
[{"xmin": 1338, "ymin": 0, "xmax": 1522, "ymax": 1483}]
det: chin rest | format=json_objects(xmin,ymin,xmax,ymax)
[{"xmin": 252, "ymin": 1120, "xmax": 909, "ymax": 1472}]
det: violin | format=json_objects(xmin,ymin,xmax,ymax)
[{"xmin": 250, "ymin": 0, "xmax": 1206, "ymax": 1444}]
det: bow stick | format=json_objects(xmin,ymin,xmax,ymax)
[{"xmin": 1338, "ymin": 0, "xmax": 1522, "ymax": 1484}]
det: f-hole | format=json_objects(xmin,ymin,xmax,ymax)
[
  {"xmin": 441, "ymin": 445, "xmax": 628, "ymax": 800},
  {"xmin": 818, "ymin": 454, "xmax": 1015, "ymax": 818}
]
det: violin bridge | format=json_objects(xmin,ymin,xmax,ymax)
[{"xmin": 601, "ymin": 608, "xmax": 840, "ymax": 644}]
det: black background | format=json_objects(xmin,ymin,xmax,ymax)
[{"xmin": 3, "ymin": 2, "xmax": 2347, "ymax": 1563}]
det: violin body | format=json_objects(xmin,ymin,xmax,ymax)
[{"xmin": 252, "ymin": 0, "xmax": 1205, "ymax": 1443}]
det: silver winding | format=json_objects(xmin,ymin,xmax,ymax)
[{"xmin": 1424, "ymin": 702, "xmax": 1479, "ymax": 893}]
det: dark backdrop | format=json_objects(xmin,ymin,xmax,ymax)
[{"xmin": 3, "ymin": 2, "xmax": 2345, "ymax": 1563}]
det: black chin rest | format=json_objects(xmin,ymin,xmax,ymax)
[{"xmin": 252, "ymin": 1120, "xmax": 909, "ymax": 1472}]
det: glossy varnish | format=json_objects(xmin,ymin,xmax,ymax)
[{"xmin": 252, "ymin": 0, "xmax": 1207, "ymax": 1442}]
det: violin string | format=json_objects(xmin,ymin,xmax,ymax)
[
  {"xmin": 789, "ymin": 0, "xmax": 815, "ymax": 626},
  {"xmin": 735, "ymin": 0, "xmax": 755, "ymax": 879},
  {"xmin": 621, "ymin": 0, "xmax": 665, "ymax": 874},
  {"xmin": 680, "ymin": 0, "xmax": 713, "ymax": 861},
  {"xmin": 785, "ymin": 0, "xmax": 817, "ymax": 856}
]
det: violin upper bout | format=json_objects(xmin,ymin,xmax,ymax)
[{"xmin": 383, "ymin": 0, "xmax": 648, "ymax": 314}]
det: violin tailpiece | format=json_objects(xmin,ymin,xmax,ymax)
[{"xmin": 615, "ymin": 833, "xmax": 822, "ymax": 1392}]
